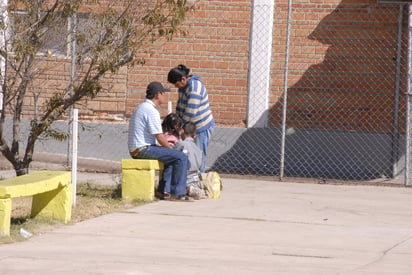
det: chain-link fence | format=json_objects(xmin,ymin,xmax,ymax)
[
  {"xmin": 5, "ymin": 2, "xmax": 412, "ymax": 186},
  {"xmin": 211, "ymin": 3, "xmax": 411, "ymax": 184}
]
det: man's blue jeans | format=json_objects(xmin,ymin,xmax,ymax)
[
  {"xmin": 196, "ymin": 125, "xmax": 214, "ymax": 173},
  {"xmin": 133, "ymin": 145, "xmax": 188, "ymax": 196}
]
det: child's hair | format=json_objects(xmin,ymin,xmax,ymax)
[
  {"xmin": 167, "ymin": 64, "xmax": 190, "ymax": 84},
  {"xmin": 162, "ymin": 113, "xmax": 182, "ymax": 133},
  {"xmin": 182, "ymin": 122, "xmax": 197, "ymax": 137}
]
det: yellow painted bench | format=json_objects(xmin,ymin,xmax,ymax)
[
  {"xmin": 0, "ymin": 170, "xmax": 72, "ymax": 237},
  {"xmin": 121, "ymin": 159, "xmax": 164, "ymax": 202}
]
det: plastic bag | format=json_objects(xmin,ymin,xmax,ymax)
[
  {"xmin": 200, "ymin": 171, "xmax": 223, "ymax": 199},
  {"xmin": 186, "ymin": 171, "xmax": 206, "ymax": 199}
]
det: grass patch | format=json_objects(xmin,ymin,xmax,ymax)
[{"xmin": 0, "ymin": 182, "xmax": 145, "ymax": 244}]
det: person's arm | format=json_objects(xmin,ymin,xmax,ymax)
[
  {"xmin": 155, "ymin": 133, "xmax": 173, "ymax": 149},
  {"xmin": 177, "ymin": 79, "xmax": 203, "ymax": 123}
]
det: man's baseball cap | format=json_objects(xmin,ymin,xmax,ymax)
[{"xmin": 146, "ymin": 82, "xmax": 170, "ymax": 97}]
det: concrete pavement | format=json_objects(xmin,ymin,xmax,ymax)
[{"xmin": 0, "ymin": 175, "xmax": 412, "ymax": 274}]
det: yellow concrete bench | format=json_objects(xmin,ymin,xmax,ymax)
[
  {"xmin": 0, "ymin": 170, "xmax": 72, "ymax": 237},
  {"xmin": 121, "ymin": 159, "xmax": 164, "ymax": 202}
]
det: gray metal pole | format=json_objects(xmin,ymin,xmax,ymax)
[
  {"xmin": 279, "ymin": 0, "xmax": 292, "ymax": 179},
  {"xmin": 0, "ymin": 0, "xmax": 8, "ymax": 120},
  {"xmin": 392, "ymin": 4, "xmax": 404, "ymax": 179},
  {"xmin": 67, "ymin": 14, "xmax": 77, "ymax": 168},
  {"xmin": 405, "ymin": 5, "xmax": 412, "ymax": 186}
]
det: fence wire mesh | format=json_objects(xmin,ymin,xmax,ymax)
[
  {"xmin": 8, "ymin": 3, "xmax": 412, "ymax": 186},
  {"xmin": 212, "ymin": 3, "xmax": 410, "ymax": 182},
  {"xmin": 279, "ymin": 4, "xmax": 407, "ymax": 181},
  {"xmin": 280, "ymin": 4, "xmax": 408, "ymax": 181}
]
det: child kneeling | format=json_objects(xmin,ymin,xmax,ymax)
[{"xmin": 174, "ymin": 122, "xmax": 206, "ymax": 199}]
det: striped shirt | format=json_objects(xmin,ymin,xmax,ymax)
[
  {"xmin": 128, "ymin": 99, "xmax": 162, "ymax": 152},
  {"xmin": 176, "ymin": 75, "xmax": 214, "ymax": 133}
]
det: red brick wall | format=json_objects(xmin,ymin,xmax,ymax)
[
  {"xmin": 122, "ymin": 0, "xmax": 405, "ymax": 133},
  {"xmin": 269, "ymin": 0, "xmax": 403, "ymax": 133},
  {"xmin": 16, "ymin": 0, "xmax": 404, "ymax": 133},
  {"xmin": 125, "ymin": 0, "xmax": 251, "ymax": 127},
  {"xmin": 20, "ymin": 56, "xmax": 128, "ymax": 122}
]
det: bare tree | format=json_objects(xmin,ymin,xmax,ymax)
[{"xmin": 0, "ymin": 0, "xmax": 195, "ymax": 175}]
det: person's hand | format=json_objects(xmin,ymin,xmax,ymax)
[{"xmin": 155, "ymin": 133, "xmax": 173, "ymax": 149}]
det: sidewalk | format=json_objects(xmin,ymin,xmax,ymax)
[{"xmin": 0, "ymin": 174, "xmax": 412, "ymax": 274}]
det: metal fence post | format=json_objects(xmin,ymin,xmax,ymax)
[
  {"xmin": 279, "ymin": 0, "xmax": 293, "ymax": 180},
  {"xmin": 405, "ymin": 4, "xmax": 412, "ymax": 186}
]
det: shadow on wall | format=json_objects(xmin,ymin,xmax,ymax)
[{"xmin": 210, "ymin": 1, "xmax": 406, "ymax": 180}]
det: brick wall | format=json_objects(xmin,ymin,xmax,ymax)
[
  {"xmin": 16, "ymin": 0, "xmax": 404, "ymax": 133},
  {"xmin": 110, "ymin": 0, "xmax": 404, "ymax": 133},
  {"xmin": 125, "ymin": 0, "xmax": 252, "ymax": 127},
  {"xmin": 19, "ymin": 56, "xmax": 128, "ymax": 122},
  {"xmin": 269, "ymin": 0, "xmax": 403, "ymax": 133}
]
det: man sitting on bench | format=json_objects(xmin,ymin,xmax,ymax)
[{"xmin": 127, "ymin": 81, "xmax": 194, "ymax": 202}]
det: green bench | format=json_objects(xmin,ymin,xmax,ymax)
[
  {"xmin": 121, "ymin": 159, "xmax": 164, "ymax": 202},
  {"xmin": 0, "ymin": 170, "xmax": 72, "ymax": 237}
]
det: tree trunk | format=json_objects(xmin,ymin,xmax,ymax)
[
  {"xmin": 0, "ymin": 140, "xmax": 32, "ymax": 176},
  {"xmin": 14, "ymin": 161, "xmax": 29, "ymax": 176}
]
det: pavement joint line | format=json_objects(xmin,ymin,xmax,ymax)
[
  {"xmin": 271, "ymin": 252, "xmax": 333, "ymax": 259},
  {"xmin": 132, "ymin": 212, "xmax": 344, "ymax": 227}
]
